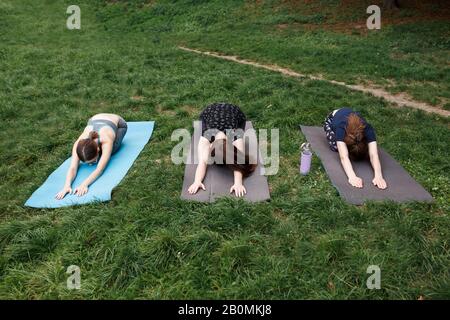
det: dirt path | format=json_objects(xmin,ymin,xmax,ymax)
[{"xmin": 179, "ymin": 46, "xmax": 449, "ymax": 117}]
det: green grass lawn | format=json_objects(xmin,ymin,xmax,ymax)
[{"xmin": 0, "ymin": 0, "xmax": 449, "ymax": 299}]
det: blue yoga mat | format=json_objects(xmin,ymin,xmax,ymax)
[{"xmin": 25, "ymin": 121, "xmax": 155, "ymax": 208}]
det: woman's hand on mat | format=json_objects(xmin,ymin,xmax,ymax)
[
  {"xmin": 188, "ymin": 181, "xmax": 206, "ymax": 194},
  {"xmin": 230, "ymin": 184, "xmax": 246, "ymax": 197},
  {"xmin": 55, "ymin": 186, "xmax": 72, "ymax": 200},
  {"xmin": 74, "ymin": 184, "xmax": 89, "ymax": 197},
  {"xmin": 372, "ymin": 176, "xmax": 387, "ymax": 189},
  {"xmin": 348, "ymin": 176, "xmax": 363, "ymax": 188}
]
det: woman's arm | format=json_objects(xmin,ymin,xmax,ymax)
[
  {"xmin": 231, "ymin": 170, "xmax": 245, "ymax": 197},
  {"xmin": 188, "ymin": 137, "xmax": 210, "ymax": 194},
  {"xmin": 368, "ymin": 142, "xmax": 387, "ymax": 189},
  {"xmin": 337, "ymin": 141, "xmax": 363, "ymax": 188},
  {"xmin": 232, "ymin": 137, "xmax": 244, "ymax": 152},
  {"xmin": 56, "ymin": 137, "xmax": 81, "ymax": 199},
  {"xmin": 73, "ymin": 142, "xmax": 113, "ymax": 196},
  {"xmin": 230, "ymin": 138, "xmax": 246, "ymax": 197},
  {"xmin": 65, "ymin": 151, "xmax": 80, "ymax": 186}
]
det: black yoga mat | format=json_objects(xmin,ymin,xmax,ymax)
[
  {"xmin": 300, "ymin": 126, "xmax": 434, "ymax": 205},
  {"xmin": 181, "ymin": 122, "xmax": 270, "ymax": 203}
]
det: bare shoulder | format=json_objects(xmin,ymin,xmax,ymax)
[
  {"xmin": 199, "ymin": 136, "xmax": 211, "ymax": 146},
  {"xmin": 368, "ymin": 141, "xmax": 378, "ymax": 151},
  {"xmin": 233, "ymin": 137, "xmax": 244, "ymax": 144},
  {"xmin": 79, "ymin": 126, "xmax": 92, "ymax": 140},
  {"xmin": 336, "ymin": 141, "xmax": 348, "ymax": 152},
  {"xmin": 99, "ymin": 126, "xmax": 116, "ymax": 142}
]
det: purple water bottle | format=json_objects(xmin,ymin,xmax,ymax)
[{"xmin": 299, "ymin": 143, "xmax": 312, "ymax": 175}]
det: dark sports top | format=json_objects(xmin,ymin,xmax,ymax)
[
  {"xmin": 199, "ymin": 103, "xmax": 247, "ymax": 142},
  {"xmin": 331, "ymin": 108, "xmax": 376, "ymax": 143}
]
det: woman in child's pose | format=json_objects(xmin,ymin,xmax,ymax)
[
  {"xmin": 188, "ymin": 102, "xmax": 256, "ymax": 197},
  {"xmin": 323, "ymin": 108, "xmax": 387, "ymax": 189},
  {"xmin": 55, "ymin": 113, "xmax": 128, "ymax": 199}
]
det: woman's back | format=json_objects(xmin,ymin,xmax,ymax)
[
  {"xmin": 90, "ymin": 113, "xmax": 121, "ymax": 126},
  {"xmin": 200, "ymin": 103, "xmax": 246, "ymax": 142}
]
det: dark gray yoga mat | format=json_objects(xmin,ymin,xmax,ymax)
[
  {"xmin": 300, "ymin": 126, "xmax": 433, "ymax": 205},
  {"xmin": 181, "ymin": 121, "xmax": 270, "ymax": 203}
]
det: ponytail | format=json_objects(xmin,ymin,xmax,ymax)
[
  {"xmin": 77, "ymin": 131, "xmax": 99, "ymax": 162},
  {"xmin": 89, "ymin": 131, "xmax": 99, "ymax": 140}
]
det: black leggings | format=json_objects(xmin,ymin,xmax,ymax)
[{"xmin": 323, "ymin": 112, "xmax": 338, "ymax": 152}]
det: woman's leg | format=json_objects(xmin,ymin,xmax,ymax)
[
  {"xmin": 323, "ymin": 113, "xmax": 338, "ymax": 152},
  {"xmin": 112, "ymin": 117, "xmax": 128, "ymax": 154}
]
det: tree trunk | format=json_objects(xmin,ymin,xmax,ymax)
[{"xmin": 384, "ymin": 0, "xmax": 400, "ymax": 9}]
